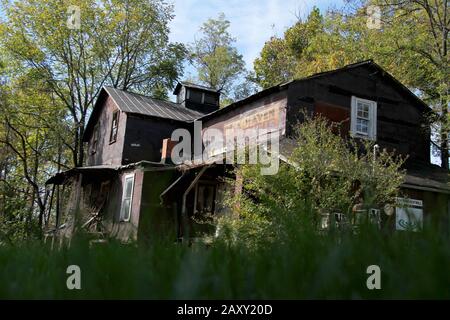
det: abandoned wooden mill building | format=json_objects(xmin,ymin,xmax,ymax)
[{"xmin": 46, "ymin": 60, "xmax": 450, "ymax": 242}]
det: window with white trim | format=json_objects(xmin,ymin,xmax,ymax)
[
  {"xmin": 120, "ymin": 174, "xmax": 135, "ymax": 222},
  {"xmin": 351, "ymin": 96, "xmax": 377, "ymax": 140}
]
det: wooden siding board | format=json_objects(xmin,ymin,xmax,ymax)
[
  {"xmin": 286, "ymin": 65, "xmax": 430, "ymax": 164},
  {"xmin": 203, "ymin": 90, "xmax": 288, "ymax": 136},
  {"xmin": 87, "ymin": 95, "xmax": 127, "ymax": 166},
  {"xmin": 122, "ymin": 116, "xmax": 191, "ymax": 164}
]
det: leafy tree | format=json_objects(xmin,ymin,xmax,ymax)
[
  {"xmin": 0, "ymin": 0, "xmax": 186, "ymax": 167},
  {"xmin": 254, "ymin": 7, "xmax": 326, "ymax": 88},
  {"xmin": 0, "ymin": 69, "xmax": 70, "ymax": 238},
  {"xmin": 372, "ymin": 0, "xmax": 449, "ymax": 168},
  {"xmin": 188, "ymin": 13, "xmax": 246, "ymax": 100},
  {"xmin": 254, "ymin": 37, "xmax": 297, "ymax": 89},
  {"xmin": 253, "ymin": 1, "xmax": 449, "ymax": 169}
]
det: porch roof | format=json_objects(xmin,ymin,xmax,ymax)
[
  {"xmin": 45, "ymin": 165, "xmax": 120, "ymax": 185},
  {"xmin": 46, "ymin": 161, "xmax": 177, "ymax": 185}
]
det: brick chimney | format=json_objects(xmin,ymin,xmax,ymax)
[{"xmin": 161, "ymin": 138, "xmax": 178, "ymax": 163}]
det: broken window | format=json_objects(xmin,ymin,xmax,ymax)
[
  {"xmin": 120, "ymin": 174, "xmax": 134, "ymax": 222},
  {"xmin": 98, "ymin": 181, "xmax": 110, "ymax": 207},
  {"xmin": 110, "ymin": 110, "xmax": 119, "ymax": 143}
]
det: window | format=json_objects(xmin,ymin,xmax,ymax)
[
  {"xmin": 109, "ymin": 110, "xmax": 119, "ymax": 143},
  {"xmin": 91, "ymin": 124, "xmax": 99, "ymax": 154},
  {"xmin": 120, "ymin": 174, "xmax": 134, "ymax": 222},
  {"xmin": 204, "ymin": 93, "xmax": 217, "ymax": 105},
  {"xmin": 351, "ymin": 96, "xmax": 377, "ymax": 140},
  {"xmin": 189, "ymin": 90, "xmax": 203, "ymax": 103}
]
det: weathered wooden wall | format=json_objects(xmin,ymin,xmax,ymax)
[
  {"xmin": 202, "ymin": 90, "xmax": 288, "ymax": 143},
  {"xmin": 87, "ymin": 95, "xmax": 127, "ymax": 166},
  {"xmin": 286, "ymin": 65, "xmax": 430, "ymax": 165},
  {"xmin": 104, "ymin": 168, "xmax": 143, "ymax": 241},
  {"xmin": 123, "ymin": 116, "xmax": 190, "ymax": 164},
  {"xmin": 138, "ymin": 170, "xmax": 180, "ymax": 243}
]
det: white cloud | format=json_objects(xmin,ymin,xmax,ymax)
[{"xmin": 169, "ymin": 0, "xmax": 345, "ymax": 70}]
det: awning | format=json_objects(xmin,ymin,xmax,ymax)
[
  {"xmin": 46, "ymin": 161, "xmax": 177, "ymax": 185},
  {"xmin": 46, "ymin": 165, "xmax": 120, "ymax": 185}
]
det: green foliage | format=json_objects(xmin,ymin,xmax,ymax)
[
  {"xmin": 216, "ymin": 117, "xmax": 405, "ymax": 248},
  {"xmin": 0, "ymin": 227, "xmax": 450, "ymax": 298},
  {"xmin": 254, "ymin": 36, "xmax": 297, "ymax": 89},
  {"xmin": 0, "ymin": 0, "xmax": 186, "ymax": 167}
]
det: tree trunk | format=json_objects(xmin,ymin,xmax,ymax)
[{"xmin": 440, "ymin": 104, "xmax": 449, "ymax": 170}]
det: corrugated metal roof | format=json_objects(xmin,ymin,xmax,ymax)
[{"xmin": 104, "ymin": 86, "xmax": 205, "ymax": 122}]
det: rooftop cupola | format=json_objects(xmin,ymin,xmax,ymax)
[{"xmin": 173, "ymin": 81, "xmax": 220, "ymax": 114}]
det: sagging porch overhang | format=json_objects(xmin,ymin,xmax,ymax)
[{"xmin": 45, "ymin": 161, "xmax": 178, "ymax": 185}]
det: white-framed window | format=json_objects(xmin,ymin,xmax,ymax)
[
  {"xmin": 351, "ymin": 96, "xmax": 377, "ymax": 140},
  {"xmin": 120, "ymin": 174, "xmax": 135, "ymax": 222}
]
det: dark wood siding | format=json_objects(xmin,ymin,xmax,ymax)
[
  {"xmin": 87, "ymin": 95, "xmax": 127, "ymax": 166},
  {"xmin": 286, "ymin": 65, "xmax": 430, "ymax": 164},
  {"xmin": 122, "ymin": 115, "xmax": 191, "ymax": 164}
]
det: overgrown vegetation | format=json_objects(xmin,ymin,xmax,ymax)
[
  {"xmin": 0, "ymin": 118, "xmax": 448, "ymax": 299},
  {"xmin": 0, "ymin": 0, "xmax": 447, "ymax": 241},
  {"xmin": 215, "ymin": 117, "xmax": 406, "ymax": 249},
  {"xmin": 0, "ymin": 225, "xmax": 449, "ymax": 299},
  {"xmin": 0, "ymin": 0, "xmax": 448, "ymax": 299}
]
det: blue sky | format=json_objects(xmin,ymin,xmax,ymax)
[{"xmin": 169, "ymin": 0, "xmax": 347, "ymax": 76}]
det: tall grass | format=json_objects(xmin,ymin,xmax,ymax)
[{"xmin": 0, "ymin": 224, "xmax": 449, "ymax": 299}]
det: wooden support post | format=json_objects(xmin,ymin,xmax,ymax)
[
  {"xmin": 72, "ymin": 172, "xmax": 83, "ymax": 237},
  {"xmin": 181, "ymin": 166, "xmax": 209, "ymax": 243}
]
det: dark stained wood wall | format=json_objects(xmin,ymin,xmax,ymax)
[
  {"xmin": 122, "ymin": 116, "xmax": 191, "ymax": 164},
  {"xmin": 87, "ymin": 95, "xmax": 127, "ymax": 166},
  {"xmin": 286, "ymin": 65, "xmax": 430, "ymax": 165}
]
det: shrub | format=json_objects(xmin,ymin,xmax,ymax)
[{"xmin": 216, "ymin": 116, "xmax": 406, "ymax": 247}]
